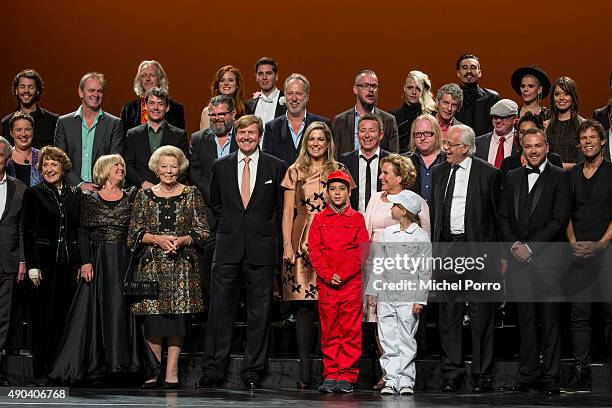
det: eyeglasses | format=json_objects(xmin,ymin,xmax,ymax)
[
  {"xmin": 208, "ymin": 112, "xmax": 232, "ymax": 119},
  {"xmin": 492, "ymin": 115, "xmax": 515, "ymax": 121},
  {"xmin": 414, "ymin": 131, "xmax": 435, "ymax": 139},
  {"xmin": 442, "ymin": 140, "xmax": 464, "ymax": 148},
  {"xmin": 355, "ymin": 83, "xmax": 379, "ymax": 90}
]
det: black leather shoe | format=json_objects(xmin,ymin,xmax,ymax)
[
  {"xmin": 142, "ymin": 377, "xmax": 162, "ymax": 389},
  {"xmin": 472, "ymin": 377, "xmax": 493, "ymax": 392},
  {"xmin": 195, "ymin": 375, "xmax": 220, "ymax": 388},
  {"xmin": 543, "ymin": 383, "xmax": 560, "ymax": 396},
  {"xmin": 164, "ymin": 381, "xmax": 180, "ymax": 389},
  {"xmin": 441, "ymin": 381, "xmax": 458, "ymax": 392},
  {"xmin": 498, "ymin": 383, "xmax": 531, "ymax": 392},
  {"xmin": 243, "ymin": 374, "xmax": 261, "ymax": 389}
]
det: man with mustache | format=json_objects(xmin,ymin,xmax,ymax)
[
  {"xmin": 124, "ymin": 87, "xmax": 189, "ymax": 188},
  {"xmin": 54, "ymin": 72, "xmax": 123, "ymax": 192},
  {"xmin": 245, "ymin": 57, "xmax": 286, "ymax": 125},
  {"xmin": 333, "ymin": 70, "xmax": 399, "ymax": 155},
  {"xmin": 2, "ymin": 69, "xmax": 58, "ymax": 149},
  {"xmin": 262, "ymin": 73, "xmax": 330, "ymax": 165},
  {"xmin": 454, "ymin": 54, "xmax": 501, "ymax": 137}
]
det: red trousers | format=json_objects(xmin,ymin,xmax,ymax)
[{"xmin": 318, "ymin": 288, "xmax": 362, "ymax": 383}]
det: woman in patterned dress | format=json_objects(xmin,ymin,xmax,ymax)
[
  {"xmin": 281, "ymin": 121, "xmax": 353, "ymax": 389},
  {"xmin": 129, "ymin": 146, "xmax": 209, "ymax": 388}
]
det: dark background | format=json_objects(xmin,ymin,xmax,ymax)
[{"xmin": 1, "ymin": 0, "xmax": 610, "ymax": 135}]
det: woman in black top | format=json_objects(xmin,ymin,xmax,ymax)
[
  {"xmin": 565, "ymin": 120, "xmax": 612, "ymax": 392},
  {"xmin": 6, "ymin": 111, "xmax": 43, "ymax": 187}
]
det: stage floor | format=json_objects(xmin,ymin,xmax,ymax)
[{"xmin": 0, "ymin": 387, "xmax": 611, "ymax": 407}]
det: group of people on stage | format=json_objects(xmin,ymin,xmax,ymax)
[{"xmin": 0, "ymin": 53, "xmax": 610, "ymax": 397}]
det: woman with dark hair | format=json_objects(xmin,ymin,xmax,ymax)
[
  {"xmin": 199, "ymin": 65, "xmax": 246, "ymax": 130},
  {"xmin": 6, "ymin": 111, "xmax": 43, "ymax": 186},
  {"xmin": 281, "ymin": 121, "xmax": 351, "ymax": 389},
  {"xmin": 545, "ymin": 76, "xmax": 584, "ymax": 170},
  {"xmin": 23, "ymin": 146, "xmax": 81, "ymax": 383},
  {"xmin": 49, "ymin": 154, "xmax": 159, "ymax": 384},
  {"xmin": 510, "ymin": 65, "xmax": 551, "ymax": 121}
]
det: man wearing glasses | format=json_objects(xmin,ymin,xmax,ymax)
[
  {"xmin": 332, "ymin": 70, "xmax": 399, "ymax": 155},
  {"xmin": 475, "ymin": 99, "xmax": 520, "ymax": 168}
]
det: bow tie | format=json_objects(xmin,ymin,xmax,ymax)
[
  {"xmin": 525, "ymin": 167, "xmax": 540, "ymax": 175},
  {"xmin": 259, "ymin": 94, "xmax": 274, "ymax": 103}
]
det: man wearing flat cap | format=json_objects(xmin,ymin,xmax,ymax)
[
  {"xmin": 511, "ymin": 65, "xmax": 551, "ymax": 122},
  {"xmin": 475, "ymin": 99, "xmax": 520, "ymax": 168}
]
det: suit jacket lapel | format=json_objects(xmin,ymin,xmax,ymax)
[
  {"xmin": 92, "ymin": 115, "xmax": 108, "ymax": 159},
  {"xmin": 247, "ymin": 153, "xmax": 267, "ymax": 210},
  {"xmin": 513, "ymin": 171, "xmax": 522, "ymax": 222},
  {"xmin": 274, "ymin": 91, "xmax": 285, "ymax": 117},
  {"xmin": 0, "ymin": 179, "xmax": 15, "ymax": 222},
  {"xmin": 347, "ymin": 109, "xmax": 356, "ymax": 149},
  {"xmin": 347, "ymin": 151, "xmax": 359, "ymax": 210},
  {"xmin": 229, "ymin": 153, "xmax": 242, "ymax": 208},
  {"xmin": 530, "ymin": 166, "xmax": 548, "ymax": 216},
  {"xmin": 465, "ymin": 160, "xmax": 477, "ymax": 225},
  {"xmin": 160, "ymin": 123, "xmax": 171, "ymax": 146}
]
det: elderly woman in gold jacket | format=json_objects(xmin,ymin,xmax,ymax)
[{"xmin": 129, "ymin": 145, "xmax": 209, "ymax": 388}]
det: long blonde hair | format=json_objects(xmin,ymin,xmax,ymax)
[{"xmin": 294, "ymin": 121, "xmax": 338, "ymax": 178}]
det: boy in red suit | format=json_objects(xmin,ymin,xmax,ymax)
[{"xmin": 308, "ymin": 170, "xmax": 369, "ymax": 393}]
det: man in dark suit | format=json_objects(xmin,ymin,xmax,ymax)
[
  {"xmin": 124, "ymin": 87, "xmax": 188, "ymax": 188},
  {"xmin": 190, "ymin": 94, "xmax": 239, "ymax": 306},
  {"xmin": 431, "ymin": 124, "xmax": 502, "ymax": 393},
  {"xmin": 0, "ymin": 137, "xmax": 27, "ymax": 385},
  {"xmin": 245, "ymin": 57, "xmax": 286, "ymax": 125},
  {"xmin": 262, "ymin": 73, "xmax": 329, "ymax": 165},
  {"xmin": 454, "ymin": 54, "xmax": 501, "ymax": 136},
  {"xmin": 332, "ymin": 70, "xmax": 399, "ymax": 155},
  {"xmin": 54, "ymin": 72, "xmax": 123, "ymax": 191},
  {"xmin": 339, "ymin": 113, "xmax": 389, "ymax": 213},
  {"xmin": 475, "ymin": 99, "xmax": 519, "ymax": 168},
  {"xmin": 197, "ymin": 115, "xmax": 288, "ymax": 389},
  {"xmin": 1, "ymin": 69, "xmax": 58, "ymax": 149},
  {"xmin": 120, "ymin": 60, "xmax": 185, "ymax": 135},
  {"xmin": 498, "ymin": 128, "xmax": 572, "ymax": 395}
]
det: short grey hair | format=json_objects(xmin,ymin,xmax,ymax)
[
  {"xmin": 148, "ymin": 145, "xmax": 189, "ymax": 175},
  {"xmin": 436, "ymin": 83, "xmax": 464, "ymax": 108},
  {"xmin": 284, "ymin": 73, "xmax": 310, "ymax": 94},
  {"xmin": 0, "ymin": 136, "xmax": 12, "ymax": 159},
  {"xmin": 449, "ymin": 124, "xmax": 476, "ymax": 156},
  {"xmin": 209, "ymin": 94, "xmax": 234, "ymax": 111},
  {"xmin": 354, "ymin": 69, "xmax": 377, "ymax": 85}
]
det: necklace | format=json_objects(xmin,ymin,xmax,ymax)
[
  {"xmin": 14, "ymin": 149, "xmax": 32, "ymax": 165},
  {"xmin": 159, "ymin": 183, "xmax": 178, "ymax": 194}
]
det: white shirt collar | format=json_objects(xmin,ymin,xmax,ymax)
[
  {"xmin": 359, "ymin": 146, "xmax": 381, "ymax": 159},
  {"xmin": 238, "ymin": 148, "xmax": 260, "ymax": 164},
  {"xmin": 391, "ymin": 223, "xmax": 419, "ymax": 234}
]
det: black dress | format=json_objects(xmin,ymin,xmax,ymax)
[
  {"xmin": 49, "ymin": 188, "xmax": 159, "ymax": 383},
  {"xmin": 23, "ymin": 181, "xmax": 81, "ymax": 378}
]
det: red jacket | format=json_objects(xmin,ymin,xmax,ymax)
[{"xmin": 308, "ymin": 205, "xmax": 369, "ymax": 297}]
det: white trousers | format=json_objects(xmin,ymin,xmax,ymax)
[{"xmin": 377, "ymin": 301, "xmax": 420, "ymax": 389}]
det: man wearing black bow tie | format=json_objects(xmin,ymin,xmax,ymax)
[
  {"xmin": 245, "ymin": 57, "xmax": 286, "ymax": 125},
  {"xmin": 197, "ymin": 115, "xmax": 288, "ymax": 389},
  {"xmin": 499, "ymin": 128, "xmax": 572, "ymax": 395}
]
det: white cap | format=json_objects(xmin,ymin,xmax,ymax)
[{"xmin": 387, "ymin": 190, "xmax": 421, "ymax": 214}]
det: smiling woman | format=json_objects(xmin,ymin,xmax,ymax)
[
  {"xmin": 199, "ymin": 65, "xmax": 246, "ymax": 130},
  {"xmin": 6, "ymin": 111, "xmax": 43, "ymax": 186}
]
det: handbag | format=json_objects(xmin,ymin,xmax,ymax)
[{"xmin": 123, "ymin": 229, "xmax": 159, "ymax": 299}]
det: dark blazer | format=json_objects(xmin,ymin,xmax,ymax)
[
  {"xmin": 430, "ymin": 156, "xmax": 502, "ymax": 242},
  {"xmin": 210, "ymin": 151, "xmax": 288, "ymax": 265},
  {"xmin": 262, "ymin": 112, "xmax": 330, "ymax": 166},
  {"xmin": 245, "ymin": 91, "xmax": 286, "ymax": 119},
  {"xmin": 339, "ymin": 148, "xmax": 390, "ymax": 211},
  {"xmin": 499, "ymin": 163, "xmax": 571, "ymax": 246},
  {"xmin": 455, "ymin": 86, "xmax": 500, "ymax": 136},
  {"xmin": 592, "ymin": 105, "xmax": 610, "ymax": 131},
  {"xmin": 120, "ymin": 98, "xmax": 186, "ymax": 135},
  {"xmin": 475, "ymin": 132, "xmax": 520, "ymax": 164},
  {"xmin": 332, "ymin": 107, "xmax": 399, "ymax": 155},
  {"xmin": 0, "ymin": 176, "xmax": 26, "ymax": 275},
  {"xmin": 500, "ymin": 152, "xmax": 563, "ymax": 182},
  {"xmin": 189, "ymin": 128, "xmax": 238, "ymax": 228},
  {"xmin": 124, "ymin": 122, "xmax": 189, "ymax": 187},
  {"xmin": 2, "ymin": 106, "xmax": 59, "ymax": 150},
  {"xmin": 54, "ymin": 110, "xmax": 124, "ymax": 186}
]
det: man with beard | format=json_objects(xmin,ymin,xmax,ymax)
[
  {"xmin": 475, "ymin": 99, "xmax": 520, "ymax": 168},
  {"xmin": 123, "ymin": 87, "xmax": 188, "ymax": 188},
  {"xmin": 54, "ymin": 72, "xmax": 123, "ymax": 191},
  {"xmin": 454, "ymin": 54, "xmax": 501, "ymax": 136},
  {"xmin": 333, "ymin": 70, "xmax": 399, "ymax": 155},
  {"xmin": 2, "ymin": 69, "xmax": 58, "ymax": 149},
  {"xmin": 190, "ymin": 94, "xmax": 238, "ymax": 309},
  {"xmin": 262, "ymin": 73, "xmax": 329, "ymax": 165},
  {"xmin": 245, "ymin": 57, "xmax": 286, "ymax": 125},
  {"xmin": 435, "ymin": 84, "xmax": 464, "ymax": 138}
]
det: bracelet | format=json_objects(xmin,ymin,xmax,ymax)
[
  {"xmin": 283, "ymin": 242, "xmax": 291, "ymax": 247},
  {"xmin": 151, "ymin": 234, "xmax": 157, "ymax": 244}
]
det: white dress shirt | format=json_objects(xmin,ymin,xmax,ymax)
[
  {"xmin": 0, "ymin": 172, "xmax": 7, "ymax": 218},
  {"xmin": 447, "ymin": 156, "xmax": 472, "ymax": 234},
  {"xmin": 526, "ymin": 159, "xmax": 548, "ymax": 192},
  {"xmin": 237, "ymin": 148, "xmax": 259, "ymax": 197},
  {"xmin": 254, "ymin": 88, "xmax": 280, "ymax": 125},
  {"xmin": 486, "ymin": 131, "xmax": 515, "ymax": 166},
  {"xmin": 358, "ymin": 147, "xmax": 380, "ymax": 213}
]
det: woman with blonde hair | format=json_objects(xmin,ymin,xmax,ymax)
[
  {"xmin": 199, "ymin": 65, "xmax": 246, "ymax": 130},
  {"xmin": 281, "ymin": 121, "xmax": 353, "ymax": 389},
  {"xmin": 391, "ymin": 71, "xmax": 436, "ymax": 153},
  {"xmin": 50, "ymin": 154, "xmax": 158, "ymax": 384}
]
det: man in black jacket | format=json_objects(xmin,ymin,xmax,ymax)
[
  {"xmin": 245, "ymin": 57, "xmax": 286, "ymax": 125},
  {"xmin": 454, "ymin": 54, "xmax": 501, "ymax": 136}
]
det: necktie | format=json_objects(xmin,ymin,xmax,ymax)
[
  {"xmin": 441, "ymin": 164, "xmax": 460, "ymax": 241},
  {"xmin": 494, "ymin": 136, "xmax": 506, "ymax": 168},
  {"xmin": 241, "ymin": 156, "xmax": 251, "ymax": 208},
  {"xmin": 361, "ymin": 154, "xmax": 378, "ymax": 209}
]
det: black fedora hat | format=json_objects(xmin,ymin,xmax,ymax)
[{"xmin": 511, "ymin": 65, "xmax": 551, "ymax": 99}]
